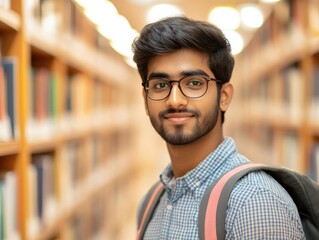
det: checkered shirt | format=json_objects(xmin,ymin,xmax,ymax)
[{"xmin": 141, "ymin": 137, "xmax": 305, "ymax": 239}]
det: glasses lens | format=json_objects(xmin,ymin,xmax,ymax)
[
  {"xmin": 146, "ymin": 79, "xmax": 171, "ymax": 100},
  {"xmin": 180, "ymin": 75, "xmax": 208, "ymax": 98},
  {"xmin": 144, "ymin": 75, "xmax": 209, "ymax": 100}
]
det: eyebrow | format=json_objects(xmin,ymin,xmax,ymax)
[{"xmin": 148, "ymin": 69, "xmax": 209, "ymax": 80}]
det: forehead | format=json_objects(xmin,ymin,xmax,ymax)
[{"xmin": 147, "ymin": 49, "xmax": 212, "ymax": 78}]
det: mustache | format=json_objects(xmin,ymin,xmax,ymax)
[{"xmin": 159, "ymin": 108, "xmax": 199, "ymax": 118}]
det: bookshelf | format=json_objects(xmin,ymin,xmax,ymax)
[
  {"xmin": 226, "ymin": 0, "xmax": 319, "ymax": 183},
  {"xmin": 0, "ymin": 0, "xmax": 158, "ymax": 239}
]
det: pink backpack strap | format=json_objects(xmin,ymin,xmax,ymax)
[
  {"xmin": 137, "ymin": 181, "xmax": 165, "ymax": 240},
  {"xmin": 199, "ymin": 163, "xmax": 266, "ymax": 240}
]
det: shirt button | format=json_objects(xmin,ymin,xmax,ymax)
[
  {"xmin": 167, "ymin": 204, "xmax": 173, "ymax": 210},
  {"xmin": 195, "ymin": 181, "xmax": 201, "ymax": 187}
]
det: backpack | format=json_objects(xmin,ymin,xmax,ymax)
[{"xmin": 137, "ymin": 163, "xmax": 319, "ymax": 240}]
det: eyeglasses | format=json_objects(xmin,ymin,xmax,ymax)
[{"xmin": 142, "ymin": 75, "xmax": 223, "ymax": 101}]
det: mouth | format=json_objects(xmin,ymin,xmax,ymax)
[{"xmin": 163, "ymin": 112, "xmax": 195, "ymax": 124}]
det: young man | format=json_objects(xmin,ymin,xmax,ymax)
[{"xmin": 132, "ymin": 16, "xmax": 305, "ymax": 239}]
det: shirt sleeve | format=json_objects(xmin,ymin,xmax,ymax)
[{"xmin": 226, "ymin": 188, "xmax": 306, "ymax": 239}]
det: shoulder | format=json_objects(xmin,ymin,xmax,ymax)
[{"xmin": 226, "ymin": 170, "xmax": 305, "ymax": 239}]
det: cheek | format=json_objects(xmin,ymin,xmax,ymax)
[
  {"xmin": 146, "ymin": 102, "xmax": 161, "ymax": 118},
  {"xmin": 194, "ymin": 93, "xmax": 219, "ymax": 112}
]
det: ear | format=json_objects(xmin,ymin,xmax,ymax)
[
  {"xmin": 219, "ymin": 83, "xmax": 234, "ymax": 112},
  {"xmin": 142, "ymin": 89, "xmax": 150, "ymax": 116}
]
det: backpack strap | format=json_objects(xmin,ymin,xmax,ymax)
[
  {"xmin": 199, "ymin": 163, "xmax": 266, "ymax": 240},
  {"xmin": 137, "ymin": 181, "xmax": 165, "ymax": 240},
  {"xmin": 199, "ymin": 162, "xmax": 319, "ymax": 240}
]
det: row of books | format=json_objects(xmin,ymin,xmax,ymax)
[
  {"xmin": 239, "ymin": 121, "xmax": 319, "ymax": 182},
  {"xmin": 248, "ymin": 62, "xmax": 319, "ymax": 128},
  {"xmin": 242, "ymin": 63, "xmax": 305, "ymax": 125},
  {"xmin": 27, "ymin": 0, "xmax": 86, "ymax": 37},
  {"xmin": 26, "ymin": 0, "xmax": 59, "ymax": 34},
  {"xmin": 26, "ymin": 131, "xmax": 130, "ymax": 238},
  {"xmin": 28, "ymin": 144, "xmax": 93, "ymax": 237},
  {"xmin": 27, "ymin": 147, "xmax": 90, "ymax": 238},
  {"xmin": 0, "ymin": 58, "xmax": 116, "ymax": 143},
  {"xmin": 60, "ymin": 189, "xmax": 116, "ymax": 240},
  {"xmin": 27, "ymin": 66, "xmax": 112, "ymax": 141}
]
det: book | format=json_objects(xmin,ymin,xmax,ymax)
[
  {"xmin": 0, "ymin": 171, "xmax": 20, "ymax": 240},
  {"xmin": 27, "ymin": 164, "xmax": 40, "ymax": 238},
  {"xmin": 2, "ymin": 57, "xmax": 17, "ymax": 140},
  {"xmin": 309, "ymin": 142, "xmax": 319, "ymax": 183},
  {"xmin": 0, "ymin": 41, "xmax": 11, "ymax": 141},
  {"xmin": 0, "ymin": 65, "xmax": 6, "ymax": 122},
  {"xmin": 0, "ymin": 40, "xmax": 5, "ymax": 122},
  {"xmin": 40, "ymin": 0, "xmax": 59, "ymax": 34},
  {"xmin": 308, "ymin": 0, "xmax": 319, "ymax": 34},
  {"xmin": 61, "ymin": 74, "xmax": 89, "ymax": 131},
  {"xmin": 32, "ymin": 154, "xmax": 56, "ymax": 225},
  {"xmin": 49, "ymin": 73, "xmax": 57, "ymax": 120},
  {"xmin": 281, "ymin": 65, "xmax": 303, "ymax": 123},
  {"xmin": 282, "ymin": 131, "xmax": 300, "ymax": 171},
  {"xmin": 60, "ymin": 141, "xmax": 88, "ymax": 204},
  {"xmin": 311, "ymin": 66, "xmax": 319, "ymax": 124}
]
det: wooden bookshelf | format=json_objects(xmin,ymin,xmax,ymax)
[
  {"xmin": 0, "ymin": 7, "xmax": 20, "ymax": 31},
  {"xmin": 226, "ymin": 0, "xmax": 319, "ymax": 182},
  {"xmin": 0, "ymin": 0, "xmax": 152, "ymax": 239}
]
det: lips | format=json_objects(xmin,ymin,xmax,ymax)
[{"xmin": 164, "ymin": 112, "xmax": 194, "ymax": 124}]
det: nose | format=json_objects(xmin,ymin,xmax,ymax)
[{"xmin": 166, "ymin": 83, "xmax": 188, "ymax": 109}]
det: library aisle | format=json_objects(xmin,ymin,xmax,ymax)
[
  {"xmin": 0, "ymin": 0, "xmax": 168, "ymax": 239},
  {"xmin": 0, "ymin": 0, "xmax": 319, "ymax": 239},
  {"xmin": 225, "ymin": 0, "xmax": 319, "ymax": 180}
]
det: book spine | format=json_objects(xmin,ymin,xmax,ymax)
[
  {"xmin": 31, "ymin": 153, "xmax": 56, "ymax": 226},
  {"xmin": 309, "ymin": 142, "xmax": 319, "ymax": 183},
  {"xmin": 0, "ymin": 171, "xmax": 20, "ymax": 240},
  {"xmin": 2, "ymin": 57, "xmax": 17, "ymax": 140}
]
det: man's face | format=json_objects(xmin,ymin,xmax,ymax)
[{"xmin": 143, "ymin": 49, "xmax": 221, "ymax": 145}]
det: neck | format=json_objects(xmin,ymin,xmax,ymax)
[{"xmin": 167, "ymin": 128, "xmax": 224, "ymax": 178}]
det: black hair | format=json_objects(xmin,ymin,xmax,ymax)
[{"xmin": 132, "ymin": 16, "xmax": 235, "ymax": 123}]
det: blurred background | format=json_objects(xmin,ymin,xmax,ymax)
[{"xmin": 0, "ymin": 0, "xmax": 318, "ymax": 239}]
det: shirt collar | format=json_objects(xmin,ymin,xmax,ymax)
[{"xmin": 160, "ymin": 137, "xmax": 237, "ymax": 192}]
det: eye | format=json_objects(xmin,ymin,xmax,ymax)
[
  {"xmin": 184, "ymin": 76, "xmax": 206, "ymax": 88},
  {"xmin": 148, "ymin": 79, "xmax": 170, "ymax": 91},
  {"xmin": 154, "ymin": 81, "xmax": 169, "ymax": 89},
  {"xmin": 188, "ymin": 79, "xmax": 202, "ymax": 86}
]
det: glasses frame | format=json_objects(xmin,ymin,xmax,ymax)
[{"xmin": 142, "ymin": 75, "xmax": 223, "ymax": 101}]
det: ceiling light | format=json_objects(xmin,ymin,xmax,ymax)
[
  {"xmin": 240, "ymin": 5, "xmax": 264, "ymax": 29},
  {"xmin": 208, "ymin": 7, "xmax": 240, "ymax": 30},
  {"xmin": 84, "ymin": 0, "xmax": 118, "ymax": 25},
  {"xmin": 73, "ymin": 0, "xmax": 90, "ymax": 8},
  {"xmin": 223, "ymin": 30, "xmax": 244, "ymax": 55},
  {"xmin": 259, "ymin": 0, "xmax": 281, "ymax": 3},
  {"xmin": 147, "ymin": 4, "xmax": 183, "ymax": 23},
  {"xmin": 110, "ymin": 29, "xmax": 139, "ymax": 57},
  {"xmin": 98, "ymin": 15, "xmax": 131, "ymax": 40}
]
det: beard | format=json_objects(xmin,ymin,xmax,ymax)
[{"xmin": 149, "ymin": 94, "xmax": 220, "ymax": 145}]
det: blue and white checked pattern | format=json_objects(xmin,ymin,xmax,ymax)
[{"xmin": 141, "ymin": 137, "xmax": 305, "ymax": 239}]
